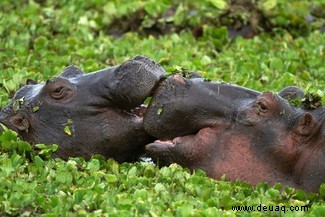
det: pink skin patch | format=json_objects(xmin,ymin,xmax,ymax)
[
  {"xmin": 155, "ymin": 136, "xmax": 183, "ymax": 146},
  {"xmin": 171, "ymin": 75, "xmax": 186, "ymax": 85},
  {"xmin": 155, "ymin": 140, "xmax": 173, "ymax": 145}
]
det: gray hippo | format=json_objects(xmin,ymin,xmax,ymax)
[
  {"xmin": 145, "ymin": 75, "xmax": 325, "ymax": 192},
  {"xmin": 0, "ymin": 56, "xmax": 165, "ymax": 162}
]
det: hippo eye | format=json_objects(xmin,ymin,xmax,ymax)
[
  {"xmin": 257, "ymin": 101, "xmax": 267, "ymax": 112},
  {"xmin": 46, "ymin": 77, "xmax": 74, "ymax": 101},
  {"xmin": 50, "ymin": 86, "xmax": 69, "ymax": 100},
  {"xmin": 54, "ymin": 87, "xmax": 63, "ymax": 94}
]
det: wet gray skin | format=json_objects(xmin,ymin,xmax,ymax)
[
  {"xmin": 144, "ymin": 75, "xmax": 261, "ymax": 139},
  {"xmin": 0, "ymin": 56, "xmax": 165, "ymax": 162},
  {"xmin": 144, "ymin": 74, "xmax": 305, "ymax": 140},
  {"xmin": 145, "ymin": 85, "xmax": 325, "ymax": 192}
]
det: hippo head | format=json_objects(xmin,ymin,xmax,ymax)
[
  {"xmin": 145, "ymin": 79, "xmax": 325, "ymax": 192},
  {"xmin": 0, "ymin": 56, "xmax": 165, "ymax": 162},
  {"xmin": 233, "ymin": 92, "xmax": 325, "ymax": 191},
  {"xmin": 143, "ymin": 75, "xmax": 260, "ymax": 139}
]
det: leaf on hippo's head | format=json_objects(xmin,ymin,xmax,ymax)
[
  {"xmin": 66, "ymin": 119, "xmax": 73, "ymax": 125},
  {"xmin": 63, "ymin": 119, "xmax": 73, "ymax": 136},
  {"xmin": 32, "ymin": 106, "xmax": 39, "ymax": 112},
  {"xmin": 12, "ymin": 97, "xmax": 25, "ymax": 113},
  {"xmin": 157, "ymin": 107, "xmax": 163, "ymax": 115},
  {"xmin": 64, "ymin": 125, "xmax": 72, "ymax": 136}
]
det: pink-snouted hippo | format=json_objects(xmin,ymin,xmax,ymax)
[
  {"xmin": 145, "ymin": 75, "xmax": 324, "ymax": 192},
  {"xmin": 0, "ymin": 56, "xmax": 165, "ymax": 162}
]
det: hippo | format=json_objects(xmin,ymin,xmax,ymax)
[
  {"xmin": 145, "ymin": 75, "xmax": 325, "ymax": 192},
  {"xmin": 0, "ymin": 56, "xmax": 166, "ymax": 162}
]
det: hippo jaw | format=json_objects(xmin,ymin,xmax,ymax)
[
  {"xmin": 145, "ymin": 139, "xmax": 178, "ymax": 166},
  {"xmin": 146, "ymin": 127, "xmax": 218, "ymax": 169}
]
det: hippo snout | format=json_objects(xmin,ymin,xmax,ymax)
[{"xmin": 109, "ymin": 55, "xmax": 166, "ymax": 110}]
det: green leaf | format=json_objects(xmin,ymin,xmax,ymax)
[
  {"xmin": 176, "ymin": 204, "xmax": 194, "ymax": 217},
  {"xmin": 33, "ymin": 155, "xmax": 44, "ymax": 167},
  {"xmin": 56, "ymin": 171, "xmax": 73, "ymax": 184},
  {"xmin": 105, "ymin": 174, "xmax": 118, "ymax": 183},
  {"xmin": 1, "ymin": 159, "xmax": 14, "ymax": 176},
  {"xmin": 64, "ymin": 125, "xmax": 72, "ymax": 136},
  {"xmin": 266, "ymin": 188, "xmax": 280, "ymax": 199},
  {"xmin": 64, "ymin": 119, "xmax": 73, "ymax": 136},
  {"xmin": 270, "ymin": 57, "xmax": 284, "ymax": 71},
  {"xmin": 32, "ymin": 106, "xmax": 39, "ymax": 112},
  {"xmin": 12, "ymin": 97, "xmax": 24, "ymax": 113},
  {"xmin": 312, "ymin": 205, "xmax": 325, "ymax": 216},
  {"xmin": 319, "ymin": 183, "xmax": 325, "ymax": 197},
  {"xmin": 261, "ymin": 0, "xmax": 277, "ymax": 11},
  {"xmin": 157, "ymin": 107, "xmax": 163, "ymax": 115},
  {"xmin": 35, "ymin": 144, "xmax": 58, "ymax": 157},
  {"xmin": 154, "ymin": 183, "xmax": 166, "ymax": 192},
  {"xmin": 206, "ymin": 0, "xmax": 228, "ymax": 10},
  {"xmin": 87, "ymin": 159, "xmax": 100, "ymax": 172},
  {"xmin": 66, "ymin": 119, "xmax": 73, "ymax": 125},
  {"xmin": 127, "ymin": 166, "xmax": 138, "ymax": 176},
  {"xmin": 134, "ymin": 189, "xmax": 147, "ymax": 200},
  {"xmin": 73, "ymin": 188, "xmax": 88, "ymax": 203}
]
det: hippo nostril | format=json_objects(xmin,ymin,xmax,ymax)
[
  {"xmin": 171, "ymin": 75, "xmax": 186, "ymax": 85},
  {"xmin": 172, "ymin": 137, "xmax": 182, "ymax": 146}
]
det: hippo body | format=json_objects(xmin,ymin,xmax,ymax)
[
  {"xmin": 0, "ymin": 56, "xmax": 165, "ymax": 162},
  {"xmin": 145, "ymin": 76, "xmax": 325, "ymax": 192}
]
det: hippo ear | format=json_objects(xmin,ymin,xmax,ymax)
[
  {"xmin": 9, "ymin": 113, "xmax": 29, "ymax": 131},
  {"xmin": 188, "ymin": 71, "xmax": 203, "ymax": 79},
  {"xmin": 295, "ymin": 113, "xmax": 318, "ymax": 136},
  {"xmin": 278, "ymin": 86, "xmax": 305, "ymax": 101},
  {"xmin": 26, "ymin": 79, "xmax": 38, "ymax": 85},
  {"xmin": 60, "ymin": 66, "xmax": 84, "ymax": 78}
]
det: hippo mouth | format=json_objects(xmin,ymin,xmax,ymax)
[
  {"xmin": 145, "ymin": 139, "xmax": 178, "ymax": 166},
  {"xmin": 145, "ymin": 137, "xmax": 182, "ymax": 154}
]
